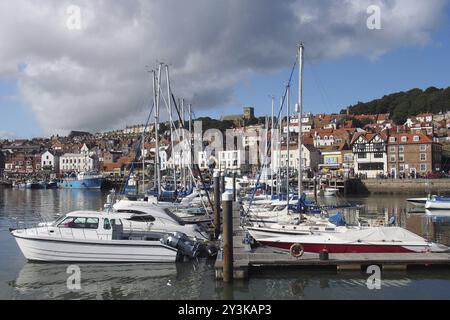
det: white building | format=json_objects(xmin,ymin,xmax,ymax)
[
  {"xmin": 351, "ymin": 132, "xmax": 388, "ymax": 178},
  {"xmin": 41, "ymin": 151, "xmax": 60, "ymax": 172},
  {"xmin": 273, "ymin": 144, "xmax": 322, "ymax": 172},
  {"xmin": 59, "ymin": 144, "xmax": 97, "ymax": 173},
  {"xmin": 218, "ymin": 150, "xmax": 240, "ymax": 171}
]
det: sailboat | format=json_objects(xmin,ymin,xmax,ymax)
[{"xmin": 255, "ymin": 226, "xmax": 449, "ymax": 253}]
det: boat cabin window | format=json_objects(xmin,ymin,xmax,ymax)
[
  {"xmin": 58, "ymin": 217, "xmax": 99, "ymax": 229},
  {"xmin": 103, "ymin": 218, "xmax": 111, "ymax": 230},
  {"xmin": 117, "ymin": 209, "xmax": 147, "ymax": 215},
  {"xmin": 110, "ymin": 219, "xmax": 122, "ymax": 226},
  {"xmin": 128, "ymin": 215, "xmax": 156, "ymax": 222}
]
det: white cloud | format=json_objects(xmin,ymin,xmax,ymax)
[{"xmin": 0, "ymin": 0, "xmax": 447, "ymax": 135}]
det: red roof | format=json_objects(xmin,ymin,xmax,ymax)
[{"xmin": 387, "ymin": 133, "xmax": 434, "ymax": 145}]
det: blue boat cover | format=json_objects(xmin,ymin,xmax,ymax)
[{"xmin": 329, "ymin": 212, "xmax": 346, "ymax": 226}]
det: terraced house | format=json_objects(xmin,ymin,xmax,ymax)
[{"xmin": 387, "ymin": 133, "xmax": 442, "ymax": 178}]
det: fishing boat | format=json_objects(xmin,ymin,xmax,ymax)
[
  {"xmin": 58, "ymin": 171, "xmax": 104, "ymax": 189},
  {"xmin": 25, "ymin": 180, "xmax": 45, "ymax": 189},
  {"xmin": 255, "ymin": 226, "xmax": 449, "ymax": 253},
  {"xmin": 10, "ymin": 211, "xmax": 201, "ymax": 262}
]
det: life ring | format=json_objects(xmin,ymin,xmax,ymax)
[{"xmin": 290, "ymin": 243, "xmax": 304, "ymax": 258}]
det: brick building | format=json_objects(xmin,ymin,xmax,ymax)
[{"xmin": 387, "ymin": 133, "xmax": 442, "ymax": 178}]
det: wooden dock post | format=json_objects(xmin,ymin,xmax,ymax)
[
  {"xmin": 232, "ymin": 171, "xmax": 237, "ymax": 202},
  {"xmin": 220, "ymin": 172, "xmax": 226, "ymax": 194},
  {"xmin": 213, "ymin": 171, "xmax": 221, "ymax": 240},
  {"xmin": 222, "ymin": 192, "xmax": 234, "ymax": 283},
  {"xmin": 314, "ymin": 176, "xmax": 318, "ymax": 203}
]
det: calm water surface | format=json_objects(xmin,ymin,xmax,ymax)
[{"xmin": 1, "ymin": 188, "xmax": 450, "ymax": 300}]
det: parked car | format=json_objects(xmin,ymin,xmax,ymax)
[{"xmin": 426, "ymin": 171, "xmax": 443, "ymax": 179}]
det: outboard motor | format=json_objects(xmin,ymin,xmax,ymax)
[{"xmin": 161, "ymin": 232, "xmax": 200, "ymax": 259}]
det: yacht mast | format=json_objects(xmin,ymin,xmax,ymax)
[
  {"xmin": 155, "ymin": 64, "xmax": 162, "ymax": 198},
  {"xmin": 271, "ymin": 96, "xmax": 275, "ymax": 198},
  {"xmin": 142, "ymin": 130, "xmax": 145, "ymax": 194},
  {"xmin": 277, "ymin": 98, "xmax": 282, "ymax": 196},
  {"xmin": 181, "ymin": 98, "xmax": 186, "ymax": 190},
  {"xmin": 188, "ymin": 103, "xmax": 193, "ymax": 190},
  {"xmin": 166, "ymin": 65, "xmax": 177, "ymax": 193},
  {"xmin": 286, "ymin": 84, "xmax": 290, "ymax": 208},
  {"xmin": 297, "ymin": 43, "xmax": 304, "ymax": 199},
  {"xmin": 152, "ymin": 70, "xmax": 157, "ymax": 194}
]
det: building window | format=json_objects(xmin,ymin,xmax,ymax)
[
  {"xmin": 374, "ymin": 153, "xmax": 383, "ymax": 159},
  {"xmin": 399, "ymin": 154, "xmax": 404, "ymax": 162},
  {"xmin": 389, "ymin": 137, "xmax": 396, "ymax": 142},
  {"xmin": 389, "ymin": 146, "xmax": 395, "ymax": 153},
  {"xmin": 413, "ymin": 136, "xmax": 420, "ymax": 142},
  {"xmin": 358, "ymin": 153, "xmax": 367, "ymax": 159},
  {"xmin": 398, "ymin": 146, "xmax": 404, "ymax": 153},
  {"xmin": 420, "ymin": 145, "xmax": 427, "ymax": 152},
  {"xmin": 358, "ymin": 163, "xmax": 384, "ymax": 171},
  {"xmin": 420, "ymin": 164, "xmax": 427, "ymax": 172},
  {"xmin": 390, "ymin": 155, "xmax": 396, "ymax": 162},
  {"xmin": 420, "ymin": 153, "xmax": 426, "ymax": 161},
  {"xmin": 401, "ymin": 136, "xmax": 407, "ymax": 142}
]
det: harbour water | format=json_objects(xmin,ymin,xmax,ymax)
[{"xmin": 1, "ymin": 188, "xmax": 450, "ymax": 300}]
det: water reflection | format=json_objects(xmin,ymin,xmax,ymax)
[{"xmin": 2, "ymin": 189, "xmax": 450, "ymax": 299}]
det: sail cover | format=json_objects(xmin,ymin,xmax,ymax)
[{"xmin": 334, "ymin": 227, "xmax": 427, "ymax": 243}]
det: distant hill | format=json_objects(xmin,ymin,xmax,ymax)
[{"xmin": 340, "ymin": 86, "xmax": 450, "ymax": 124}]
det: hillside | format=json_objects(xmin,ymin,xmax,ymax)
[{"xmin": 341, "ymin": 86, "xmax": 450, "ymax": 124}]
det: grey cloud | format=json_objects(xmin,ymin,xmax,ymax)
[{"xmin": 0, "ymin": 0, "xmax": 447, "ymax": 135}]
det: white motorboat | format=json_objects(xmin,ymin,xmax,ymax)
[
  {"xmin": 256, "ymin": 226, "xmax": 449, "ymax": 254},
  {"xmin": 11, "ymin": 211, "xmax": 189, "ymax": 263},
  {"xmin": 406, "ymin": 197, "xmax": 428, "ymax": 207},
  {"xmin": 111, "ymin": 200, "xmax": 209, "ymax": 239},
  {"xmin": 425, "ymin": 195, "xmax": 450, "ymax": 210}
]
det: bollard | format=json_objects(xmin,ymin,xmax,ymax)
[
  {"xmin": 220, "ymin": 172, "xmax": 226, "ymax": 194},
  {"xmin": 222, "ymin": 192, "xmax": 234, "ymax": 283},
  {"xmin": 314, "ymin": 176, "xmax": 318, "ymax": 203},
  {"xmin": 213, "ymin": 171, "xmax": 221, "ymax": 240},
  {"xmin": 232, "ymin": 172, "xmax": 237, "ymax": 202}
]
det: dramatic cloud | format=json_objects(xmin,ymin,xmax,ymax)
[{"xmin": 0, "ymin": 0, "xmax": 447, "ymax": 135}]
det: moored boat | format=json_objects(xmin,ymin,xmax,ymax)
[
  {"xmin": 10, "ymin": 211, "xmax": 196, "ymax": 262},
  {"xmin": 58, "ymin": 172, "xmax": 103, "ymax": 189},
  {"xmin": 425, "ymin": 195, "xmax": 450, "ymax": 210},
  {"xmin": 255, "ymin": 227, "xmax": 449, "ymax": 254}
]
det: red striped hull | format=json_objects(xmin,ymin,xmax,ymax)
[{"xmin": 259, "ymin": 241, "xmax": 420, "ymax": 253}]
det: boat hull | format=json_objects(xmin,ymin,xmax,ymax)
[
  {"xmin": 425, "ymin": 200, "xmax": 450, "ymax": 210},
  {"xmin": 13, "ymin": 234, "xmax": 177, "ymax": 263},
  {"xmin": 58, "ymin": 178, "xmax": 103, "ymax": 189},
  {"xmin": 258, "ymin": 240, "xmax": 430, "ymax": 254}
]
